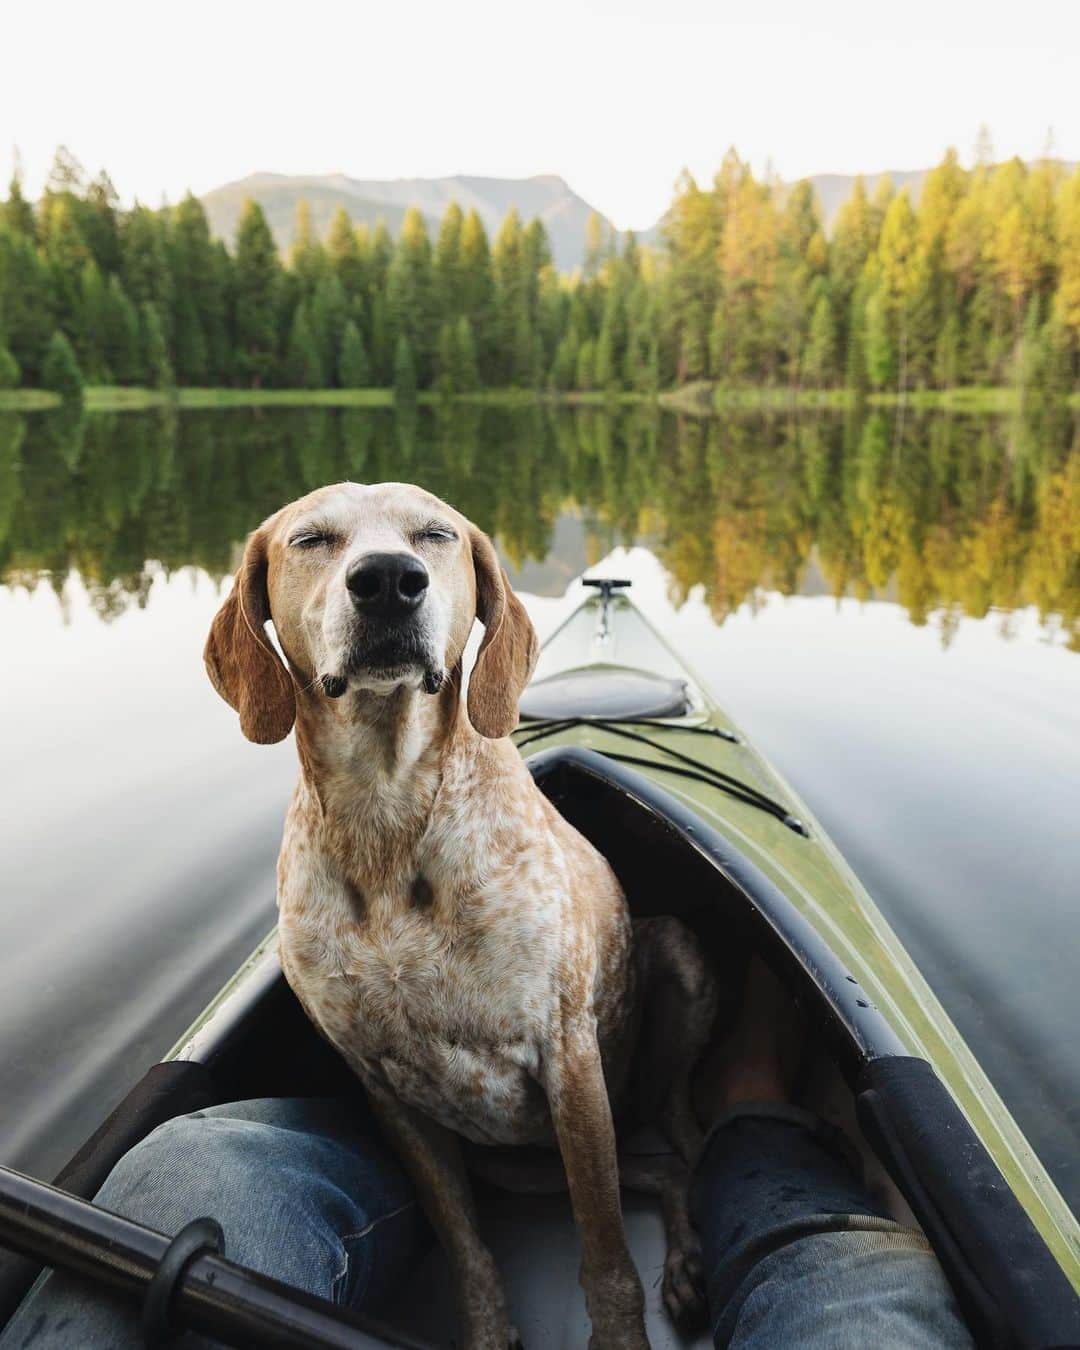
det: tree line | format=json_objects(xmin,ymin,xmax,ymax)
[{"xmin": 1, "ymin": 144, "xmax": 1079, "ymax": 399}]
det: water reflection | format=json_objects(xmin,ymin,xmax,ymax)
[{"xmin": 1, "ymin": 402, "xmax": 1076, "ymax": 647}]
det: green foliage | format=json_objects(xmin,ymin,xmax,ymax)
[
  {"xmin": 338, "ymin": 319, "xmax": 370, "ymax": 388},
  {"xmin": 233, "ymin": 200, "xmax": 281, "ymax": 386},
  {"xmin": 0, "ymin": 344, "xmax": 20, "ymax": 389},
  {"xmin": 803, "ymin": 291, "xmax": 836, "ymax": 386},
  {"xmin": 140, "ymin": 303, "xmax": 174, "ymax": 390},
  {"xmin": 864, "ymin": 288, "xmax": 894, "ymax": 389},
  {"xmin": 393, "ymin": 333, "xmax": 417, "ymax": 403},
  {"xmin": 285, "ymin": 303, "xmax": 324, "ymax": 389},
  {"xmin": 41, "ymin": 330, "xmax": 84, "ymax": 399},
  {"xmin": 386, "ymin": 208, "xmax": 435, "ymax": 386}
]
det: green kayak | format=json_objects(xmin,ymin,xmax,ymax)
[
  {"xmin": 0, "ymin": 578, "xmax": 1076, "ymax": 1349},
  {"xmin": 514, "ymin": 580, "xmax": 1080, "ymax": 1279}
]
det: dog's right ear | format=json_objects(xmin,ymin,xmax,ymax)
[{"xmin": 204, "ymin": 525, "xmax": 296, "ymax": 744}]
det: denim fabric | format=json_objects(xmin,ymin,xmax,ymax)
[
  {"xmin": 691, "ymin": 1103, "xmax": 974, "ymax": 1348},
  {"xmin": 1, "ymin": 1097, "xmax": 424, "ymax": 1350}
]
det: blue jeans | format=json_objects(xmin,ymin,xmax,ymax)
[
  {"xmin": 691, "ymin": 1103, "xmax": 974, "ymax": 1348},
  {"xmin": 0, "ymin": 1097, "xmax": 423, "ymax": 1349},
  {"xmin": 3, "ymin": 1097, "xmax": 972, "ymax": 1348}
]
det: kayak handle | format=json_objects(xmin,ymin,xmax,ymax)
[
  {"xmin": 583, "ymin": 577, "xmax": 632, "ymax": 598},
  {"xmin": 583, "ymin": 577, "xmax": 631, "ymax": 642}
]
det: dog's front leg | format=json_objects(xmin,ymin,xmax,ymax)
[
  {"xmin": 364, "ymin": 1081, "xmax": 519, "ymax": 1350},
  {"xmin": 545, "ymin": 1016, "xmax": 648, "ymax": 1350}
]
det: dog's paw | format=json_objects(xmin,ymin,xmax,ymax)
[{"xmin": 662, "ymin": 1233, "xmax": 707, "ymax": 1330}]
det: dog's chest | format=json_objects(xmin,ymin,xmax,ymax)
[{"xmin": 281, "ymin": 892, "xmax": 561, "ymax": 1146}]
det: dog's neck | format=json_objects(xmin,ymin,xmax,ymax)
[{"xmin": 292, "ymin": 670, "xmax": 468, "ymax": 881}]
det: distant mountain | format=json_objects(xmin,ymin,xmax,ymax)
[
  {"xmin": 202, "ymin": 162, "xmax": 1079, "ymax": 269},
  {"xmin": 200, "ymin": 172, "xmax": 615, "ymax": 272}
]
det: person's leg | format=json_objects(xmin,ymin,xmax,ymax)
[
  {"xmin": 692, "ymin": 959, "xmax": 974, "ymax": 1350},
  {"xmin": 2, "ymin": 1097, "xmax": 424, "ymax": 1350}
]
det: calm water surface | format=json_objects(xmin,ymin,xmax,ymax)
[{"xmin": 0, "ymin": 403, "xmax": 1076, "ymax": 1211}]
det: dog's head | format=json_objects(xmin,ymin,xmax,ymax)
[{"xmin": 204, "ymin": 482, "xmax": 538, "ymax": 744}]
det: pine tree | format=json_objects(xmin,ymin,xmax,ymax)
[
  {"xmin": 435, "ymin": 320, "xmax": 457, "ymax": 397},
  {"xmin": 492, "ymin": 210, "xmax": 527, "ymax": 383},
  {"xmin": 83, "ymin": 171, "xmax": 122, "ymax": 275},
  {"xmin": 1053, "ymin": 168, "xmax": 1080, "ymax": 347},
  {"xmin": 575, "ymin": 337, "xmax": 596, "ymax": 391},
  {"xmin": 170, "ymin": 194, "xmax": 223, "ymax": 383},
  {"xmin": 459, "ymin": 209, "xmax": 495, "ymax": 377},
  {"xmin": 864, "ymin": 286, "xmax": 893, "ymax": 388},
  {"xmin": 141, "ymin": 303, "xmax": 174, "ymax": 389},
  {"xmin": 77, "ymin": 260, "xmax": 111, "ymax": 381},
  {"xmin": 2, "ymin": 171, "xmax": 36, "ymax": 239},
  {"xmin": 327, "ymin": 206, "xmax": 367, "ymax": 302},
  {"xmin": 291, "ymin": 201, "xmax": 326, "ymax": 294},
  {"xmin": 310, "ymin": 274, "xmax": 348, "ymax": 385},
  {"xmin": 233, "ymin": 200, "xmax": 281, "ymax": 386},
  {"xmin": 41, "ymin": 196, "xmax": 90, "ymax": 327},
  {"xmin": 122, "ymin": 205, "xmax": 172, "ymax": 318},
  {"xmin": 454, "ymin": 316, "xmax": 479, "ymax": 391},
  {"xmin": 803, "ymin": 290, "xmax": 836, "ymax": 386},
  {"xmin": 433, "ymin": 202, "xmax": 464, "ymax": 321},
  {"xmin": 0, "ymin": 344, "xmax": 20, "ymax": 389},
  {"xmin": 338, "ymin": 319, "xmax": 370, "ymax": 388},
  {"xmin": 285, "ymin": 303, "xmax": 324, "ymax": 388},
  {"xmin": 0, "ymin": 229, "xmax": 54, "ymax": 381},
  {"xmin": 102, "ymin": 276, "xmax": 142, "ymax": 384},
  {"xmin": 386, "ymin": 209, "xmax": 435, "ymax": 386},
  {"xmin": 934, "ymin": 312, "xmax": 961, "ymax": 389},
  {"xmin": 583, "ymin": 212, "xmax": 606, "ymax": 281},
  {"xmin": 369, "ymin": 221, "xmax": 394, "ymax": 293},
  {"xmin": 393, "ymin": 333, "xmax": 417, "ymax": 403},
  {"xmin": 41, "ymin": 329, "xmax": 84, "ymax": 399},
  {"xmin": 665, "ymin": 171, "xmax": 719, "ymax": 383},
  {"xmin": 550, "ymin": 329, "xmax": 580, "ymax": 390},
  {"xmin": 594, "ymin": 319, "xmax": 614, "ymax": 390}
]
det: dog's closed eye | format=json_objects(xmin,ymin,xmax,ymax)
[
  {"xmin": 413, "ymin": 522, "xmax": 458, "ymax": 545},
  {"xmin": 290, "ymin": 530, "xmax": 338, "ymax": 550}
]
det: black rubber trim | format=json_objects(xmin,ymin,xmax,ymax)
[
  {"xmin": 140, "ymin": 1215, "xmax": 224, "ymax": 1347},
  {"xmin": 857, "ymin": 1058, "xmax": 1080, "ymax": 1350}
]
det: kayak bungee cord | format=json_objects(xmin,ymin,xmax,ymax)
[{"xmin": 511, "ymin": 716, "xmax": 809, "ymax": 836}]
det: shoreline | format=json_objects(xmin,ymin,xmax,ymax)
[{"xmin": 0, "ymin": 383, "xmax": 1076, "ymax": 414}]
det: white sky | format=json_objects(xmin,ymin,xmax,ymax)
[{"xmin": 4, "ymin": 0, "xmax": 1077, "ymax": 230}]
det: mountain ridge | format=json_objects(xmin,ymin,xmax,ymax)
[
  {"xmin": 200, "ymin": 161, "xmax": 1078, "ymax": 272},
  {"xmin": 200, "ymin": 171, "xmax": 613, "ymax": 272}
]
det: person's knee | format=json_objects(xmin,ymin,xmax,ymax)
[
  {"xmin": 98, "ymin": 1111, "xmax": 261, "ymax": 1220},
  {"xmin": 96, "ymin": 1103, "xmax": 422, "ymax": 1305}
]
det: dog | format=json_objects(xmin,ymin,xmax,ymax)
[{"xmin": 204, "ymin": 481, "xmax": 717, "ymax": 1349}]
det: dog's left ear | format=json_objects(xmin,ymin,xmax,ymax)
[
  {"xmin": 204, "ymin": 523, "xmax": 296, "ymax": 744},
  {"xmin": 467, "ymin": 525, "xmax": 539, "ymax": 739}
]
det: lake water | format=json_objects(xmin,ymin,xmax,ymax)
[{"xmin": 0, "ymin": 402, "xmax": 1077, "ymax": 1215}]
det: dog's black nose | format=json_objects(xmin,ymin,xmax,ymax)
[{"xmin": 346, "ymin": 552, "xmax": 429, "ymax": 617}]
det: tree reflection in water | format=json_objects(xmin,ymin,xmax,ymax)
[{"xmin": 0, "ymin": 401, "xmax": 1076, "ymax": 648}]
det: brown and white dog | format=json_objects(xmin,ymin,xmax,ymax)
[{"xmin": 204, "ymin": 482, "xmax": 717, "ymax": 1349}]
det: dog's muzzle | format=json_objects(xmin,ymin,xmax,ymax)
[{"xmin": 321, "ymin": 553, "xmax": 443, "ymax": 699}]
